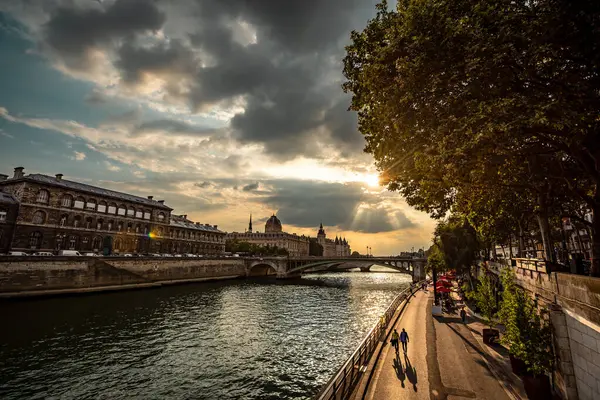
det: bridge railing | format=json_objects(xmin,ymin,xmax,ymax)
[{"xmin": 313, "ymin": 282, "xmax": 423, "ymax": 400}]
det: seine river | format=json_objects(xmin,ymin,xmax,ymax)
[{"xmin": 0, "ymin": 270, "xmax": 411, "ymax": 399}]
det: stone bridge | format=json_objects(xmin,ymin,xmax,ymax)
[{"xmin": 245, "ymin": 256, "xmax": 427, "ymax": 281}]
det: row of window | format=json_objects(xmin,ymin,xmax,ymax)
[
  {"xmin": 35, "ymin": 190, "xmax": 165, "ymax": 221},
  {"xmin": 27, "ymin": 231, "xmax": 224, "ymax": 252},
  {"xmin": 30, "ymin": 211, "xmax": 224, "ymax": 242}
]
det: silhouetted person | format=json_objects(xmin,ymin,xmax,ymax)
[
  {"xmin": 391, "ymin": 329, "xmax": 399, "ymax": 353},
  {"xmin": 400, "ymin": 328, "xmax": 409, "ymax": 353},
  {"xmin": 460, "ymin": 307, "xmax": 467, "ymax": 323}
]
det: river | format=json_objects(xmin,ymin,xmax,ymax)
[{"xmin": 0, "ymin": 270, "xmax": 412, "ymax": 399}]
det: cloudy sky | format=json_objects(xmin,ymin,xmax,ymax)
[{"xmin": 0, "ymin": 0, "xmax": 434, "ymax": 255}]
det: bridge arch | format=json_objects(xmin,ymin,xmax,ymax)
[{"xmin": 247, "ymin": 261, "xmax": 279, "ymax": 277}]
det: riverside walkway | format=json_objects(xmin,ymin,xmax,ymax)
[{"xmin": 360, "ymin": 290, "xmax": 514, "ymax": 400}]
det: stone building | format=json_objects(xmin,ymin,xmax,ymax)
[
  {"xmin": 0, "ymin": 167, "xmax": 225, "ymax": 255},
  {"xmin": 317, "ymin": 223, "xmax": 351, "ymax": 257},
  {"xmin": 0, "ymin": 190, "xmax": 19, "ymax": 254},
  {"xmin": 226, "ymin": 214, "xmax": 310, "ymax": 256}
]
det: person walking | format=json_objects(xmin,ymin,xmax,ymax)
[
  {"xmin": 391, "ymin": 329, "xmax": 400, "ymax": 353},
  {"xmin": 400, "ymin": 328, "xmax": 409, "ymax": 354},
  {"xmin": 460, "ymin": 307, "xmax": 467, "ymax": 324}
]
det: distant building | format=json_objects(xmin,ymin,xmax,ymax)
[
  {"xmin": 316, "ymin": 222, "xmax": 351, "ymax": 257},
  {"xmin": 0, "ymin": 167, "xmax": 225, "ymax": 255},
  {"xmin": 226, "ymin": 214, "xmax": 310, "ymax": 256}
]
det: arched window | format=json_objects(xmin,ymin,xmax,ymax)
[
  {"xmin": 144, "ymin": 225, "xmax": 149, "ymax": 234},
  {"xmin": 158, "ymin": 212, "xmax": 165, "ymax": 222},
  {"xmin": 107, "ymin": 220, "xmax": 113, "ymax": 231},
  {"xmin": 135, "ymin": 224, "xmax": 140, "ymax": 233},
  {"xmin": 117, "ymin": 221, "xmax": 123, "ymax": 231},
  {"xmin": 85, "ymin": 217, "xmax": 93, "ymax": 229},
  {"xmin": 73, "ymin": 216, "xmax": 81, "ymax": 228},
  {"xmin": 157, "ymin": 228, "xmax": 163, "ymax": 237},
  {"xmin": 86, "ymin": 199, "xmax": 96, "ymax": 211},
  {"xmin": 29, "ymin": 231, "xmax": 42, "ymax": 248},
  {"xmin": 127, "ymin": 207, "xmax": 135, "ymax": 217},
  {"xmin": 32, "ymin": 210, "xmax": 46, "ymax": 224},
  {"xmin": 59, "ymin": 214, "xmax": 68, "ymax": 227},
  {"xmin": 127, "ymin": 223, "xmax": 132, "ymax": 233},
  {"xmin": 117, "ymin": 205, "xmax": 126, "ymax": 216},
  {"xmin": 114, "ymin": 238, "xmax": 122, "ymax": 251},
  {"xmin": 98, "ymin": 201, "xmax": 107, "ymax": 213},
  {"xmin": 61, "ymin": 195, "xmax": 73, "ymax": 208},
  {"xmin": 36, "ymin": 190, "xmax": 49, "ymax": 203},
  {"xmin": 92, "ymin": 236, "xmax": 102, "ymax": 250},
  {"xmin": 96, "ymin": 219, "xmax": 103, "ymax": 230},
  {"xmin": 74, "ymin": 197, "xmax": 85, "ymax": 209},
  {"xmin": 108, "ymin": 203, "xmax": 117, "ymax": 214},
  {"xmin": 82, "ymin": 236, "xmax": 89, "ymax": 249},
  {"xmin": 68, "ymin": 235, "xmax": 78, "ymax": 249}
]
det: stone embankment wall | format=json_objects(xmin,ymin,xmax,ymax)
[
  {"xmin": 484, "ymin": 262, "xmax": 600, "ymax": 399},
  {"xmin": 0, "ymin": 257, "xmax": 247, "ymax": 297}
]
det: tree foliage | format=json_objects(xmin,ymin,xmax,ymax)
[
  {"xmin": 225, "ymin": 240, "xmax": 289, "ymax": 256},
  {"xmin": 434, "ymin": 216, "xmax": 479, "ymax": 285},
  {"xmin": 499, "ymin": 269, "xmax": 553, "ymax": 375},
  {"xmin": 343, "ymin": 0, "xmax": 600, "ymax": 275},
  {"xmin": 472, "ymin": 273, "xmax": 498, "ymax": 328}
]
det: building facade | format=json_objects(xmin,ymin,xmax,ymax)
[
  {"xmin": 226, "ymin": 214, "xmax": 310, "ymax": 256},
  {"xmin": 0, "ymin": 167, "xmax": 225, "ymax": 255},
  {"xmin": 317, "ymin": 223, "xmax": 351, "ymax": 257}
]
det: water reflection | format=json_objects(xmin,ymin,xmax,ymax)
[{"xmin": 0, "ymin": 271, "xmax": 411, "ymax": 399}]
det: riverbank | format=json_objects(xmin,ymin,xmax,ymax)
[{"xmin": 0, "ymin": 256, "xmax": 247, "ymax": 298}]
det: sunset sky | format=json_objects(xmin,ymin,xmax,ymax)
[{"xmin": 0, "ymin": 0, "xmax": 435, "ymax": 255}]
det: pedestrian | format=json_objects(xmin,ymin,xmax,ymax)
[
  {"xmin": 400, "ymin": 328, "xmax": 409, "ymax": 354},
  {"xmin": 391, "ymin": 329, "xmax": 400, "ymax": 353},
  {"xmin": 460, "ymin": 307, "xmax": 467, "ymax": 324}
]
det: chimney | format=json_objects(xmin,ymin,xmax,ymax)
[
  {"xmin": 213, "ymin": 225, "xmax": 218, "ymax": 229},
  {"xmin": 196, "ymin": 222, "xmax": 200, "ymax": 226},
  {"xmin": 157, "ymin": 200, "xmax": 164, "ymax": 204},
  {"xmin": 55, "ymin": 173, "xmax": 63, "ymax": 181},
  {"xmin": 205, "ymin": 224, "xmax": 209, "ymax": 227},
  {"xmin": 147, "ymin": 195, "xmax": 153, "ymax": 200},
  {"xmin": 13, "ymin": 167, "xmax": 24, "ymax": 179},
  {"xmin": 183, "ymin": 214, "xmax": 187, "ymax": 219},
  {"xmin": 0, "ymin": 174, "xmax": 7, "ymax": 181}
]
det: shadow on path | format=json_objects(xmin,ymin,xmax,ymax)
[
  {"xmin": 404, "ymin": 353, "xmax": 418, "ymax": 392},
  {"xmin": 393, "ymin": 355, "xmax": 406, "ymax": 388}
]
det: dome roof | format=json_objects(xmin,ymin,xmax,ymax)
[{"xmin": 265, "ymin": 214, "xmax": 282, "ymax": 232}]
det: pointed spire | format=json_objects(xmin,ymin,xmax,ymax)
[{"xmin": 248, "ymin": 213, "xmax": 253, "ymax": 233}]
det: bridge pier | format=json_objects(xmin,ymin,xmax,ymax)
[{"xmin": 412, "ymin": 260, "xmax": 426, "ymax": 282}]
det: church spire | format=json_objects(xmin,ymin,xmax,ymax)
[{"xmin": 248, "ymin": 213, "xmax": 253, "ymax": 233}]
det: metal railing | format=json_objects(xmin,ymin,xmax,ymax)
[{"xmin": 314, "ymin": 283, "xmax": 422, "ymax": 400}]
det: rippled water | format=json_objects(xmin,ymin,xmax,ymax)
[{"xmin": 0, "ymin": 271, "xmax": 411, "ymax": 399}]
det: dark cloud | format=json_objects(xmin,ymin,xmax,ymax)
[
  {"xmin": 42, "ymin": 0, "xmax": 165, "ymax": 70},
  {"xmin": 195, "ymin": 181, "xmax": 212, "ymax": 188},
  {"xmin": 133, "ymin": 119, "xmax": 217, "ymax": 137},
  {"xmin": 242, "ymin": 182, "xmax": 259, "ymax": 192},
  {"xmin": 24, "ymin": 0, "xmax": 378, "ymax": 160},
  {"xmin": 84, "ymin": 89, "xmax": 108, "ymax": 105},
  {"xmin": 253, "ymin": 180, "xmax": 416, "ymax": 234}
]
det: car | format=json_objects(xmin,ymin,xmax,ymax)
[
  {"xmin": 174, "ymin": 254, "xmax": 183, "ymax": 258},
  {"xmin": 8, "ymin": 251, "xmax": 29, "ymax": 256},
  {"xmin": 122, "ymin": 253, "xmax": 133, "ymax": 257},
  {"xmin": 82, "ymin": 252, "xmax": 101, "ymax": 257},
  {"xmin": 32, "ymin": 252, "xmax": 54, "ymax": 256},
  {"xmin": 183, "ymin": 253, "xmax": 196, "ymax": 257},
  {"xmin": 161, "ymin": 253, "xmax": 173, "ymax": 257},
  {"xmin": 58, "ymin": 250, "xmax": 82, "ymax": 256}
]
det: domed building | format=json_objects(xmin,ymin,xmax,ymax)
[
  {"xmin": 226, "ymin": 214, "xmax": 309, "ymax": 256},
  {"xmin": 265, "ymin": 214, "xmax": 282, "ymax": 233}
]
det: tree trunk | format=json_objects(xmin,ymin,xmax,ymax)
[
  {"xmin": 509, "ymin": 234, "xmax": 514, "ymax": 259},
  {"xmin": 536, "ymin": 193, "xmax": 553, "ymax": 261},
  {"xmin": 518, "ymin": 220, "xmax": 525, "ymax": 257}
]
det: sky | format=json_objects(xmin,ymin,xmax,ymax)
[{"xmin": 0, "ymin": 0, "xmax": 435, "ymax": 255}]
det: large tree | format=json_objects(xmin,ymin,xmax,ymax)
[{"xmin": 343, "ymin": 0, "xmax": 600, "ymax": 275}]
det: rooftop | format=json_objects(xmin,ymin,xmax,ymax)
[
  {"xmin": 170, "ymin": 214, "xmax": 224, "ymax": 233},
  {"xmin": 2, "ymin": 173, "xmax": 172, "ymax": 210}
]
